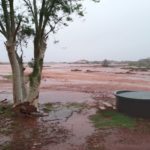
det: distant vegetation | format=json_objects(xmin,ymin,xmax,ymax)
[
  {"xmin": 101, "ymin": 59, "xmax": 110, "ymax": 67},
  {"xmin": 72, "ymin": 58, "xmax": 150, "ymax": 69},
  {"xmin": 128, "ymin": 58, "xmax": 150, "ymax": 68}
]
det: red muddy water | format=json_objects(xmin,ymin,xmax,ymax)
[{"xmin": 0, "ymin": 63, "xmax": 150, "ymax": 150}]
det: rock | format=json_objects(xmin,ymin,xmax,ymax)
[
  {"xmin": 102, "ymin": 102, "xmax": 112, "ymax": 108},
  {"xmin": 99, "ymin": 106, "xmax": 106, "ymax": 110},
  {"xmin": 113, "ymin": 106, "xmax": 116, "ymax": 110}
]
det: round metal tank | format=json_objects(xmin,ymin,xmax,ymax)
[{"xmin": 114, "ymin": 90, "xmax": 150, "ymax": 118}]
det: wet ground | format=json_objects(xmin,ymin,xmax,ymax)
[
  {"xmin": 0, "ymin": 101, "xmax": 96, "ymax": 150},
  {"xmin": 0, "ymin": 63, "xmax": 150, "ymax": 150}
]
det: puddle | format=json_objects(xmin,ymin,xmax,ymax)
[
  {"xmin": 39, "ymin": 90, "xmax": 94, "ymax": 104},
  {"xmin": 0, "ymin": 90, "xmax": 96, "ymax": 150},
  {"xmin": 0, "ymin": 117, "xmax": 70, "ymax": 150},
  {"xmin": 0, "ymin": 108, "xmax": 96, "ymax": 150},
  {"xmin": 0, "ymin": 91, "xmax": 12, "ymax": 101},
  {"xmin": 42, "ymin": 106, "xmax": 78, "ymax": 122},
  {"xmin": 0, "ymin": 90, "xmax": 94, "ymax": 104},
  {"xmin": 42, "ymin": 108, "xmax": 96, "ymax": 150}
]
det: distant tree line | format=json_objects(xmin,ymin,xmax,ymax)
[{"xmin": 128, "ymin": 58, "xmax": 150, "ymax": 68}]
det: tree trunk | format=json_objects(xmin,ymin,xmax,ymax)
[
  {"xmin": 20, "ymin": 67, "xmax": 27, "ymax": 100},
  {"xmin": 6, "ymin": 41, "xmax": 23, "ymax": 106},
  {"xmin": 27, "ymin": 38, "xmax": 46, "ymax": 111},
  {"xmin": 27, "ymin": 58, "xmax": 43, "ymax": 110},
  {"xmin": 16, "ymin": 54, "xmax": 27, "ymax": 100},
  {"xmin": 6, "ymin": 41, "xmax": 37, "ymax": 115}
]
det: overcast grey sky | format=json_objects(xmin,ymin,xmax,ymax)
[{"xmin": 0, "ymin": 0, "xmax": 150, "ymax": 62}]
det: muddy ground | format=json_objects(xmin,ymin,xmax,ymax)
[{"xmin": 0, "ymin": 63, "xmax": 150, "ymax": 150}]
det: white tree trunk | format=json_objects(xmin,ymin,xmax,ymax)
[{"xmin": 6, "ymin": 42, "xmax": 23, "ymax": 106}]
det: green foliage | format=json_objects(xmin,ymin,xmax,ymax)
[
  {"xmin": 23, "ymin": 0, "xmax": 100, "ymax": 38},
  {"xmin": 0, "ymin": 0, "xmax": 33, "ymax": 40},
  {"xmin": 21, "ymin": 26, "xmax": 35, "ymax": 36},
  {"xmin": 128, "ymin": 58, "xmax": 150, "ymax": 68},
  {"xmin": 90, "ymin": 110, "xmax": 136, "ymax": 129}
]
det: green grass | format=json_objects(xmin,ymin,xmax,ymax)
[
  {"xmin": 66, "ymin": 102, "xmax": 87, "ymax": 109},
  {"xmin": 43, "ymin": 103, "xmax": 54, "ymax": 112},
  {"xmin": 90, "ymin": 110, "xmax": 136, "ymax": 129}
]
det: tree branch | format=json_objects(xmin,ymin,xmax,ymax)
[
  {"xmin": 41, "ymin": 0, "xmax": 57, "ymax": 37},
  {"xmin": 13, "ymin": 18, "xmax": 22, "ymax": 41},
  {"xmin": 39, "ymin": 0, "xmax": 46, "ymax": 30},
  {"xmin": 44, "ymin": 16, "xmax": 65, "ymax": 38},
  {"xmin": 1, "ymin": 0, "xmax": 11, "ymax": 38},
  {"xmin": 8, "ymin": 0, "xmax": 15, "ymax": 34},
  {"xmin": 33, "ymin": 0, "xmax": 39, "ymax": 31},
  {"xmin": 23, "ymin": 0, "xmax": 35, "ymax": 21},
  {"xmin": 0, "ymin": 29, "xmax": 4, "ymax": 35},
  {"xmin": 0, "ymin": 20, "xmax": 7, "ymax": 37}
]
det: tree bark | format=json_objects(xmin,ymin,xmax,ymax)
[
  {"xmin": 27, "ymin": 58, "xmax": 43, "ymax": 110},
  {"xmin": 16, "ymin": 53, "xmax": 27, "ymax": 100},
  {"xmin": 6, "ymin": 41, "xmax": 23, "ymax": 106},
  {"xmin": 27, "ymin": 38, "xmax": 46, "ymax": 110}
]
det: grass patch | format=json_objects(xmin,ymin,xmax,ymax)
[
  {"xmin": 90, "ymin": 110, "xmax": 136, "ymax": 129},
  {"xmin": 66, "ymin": 102, "xmax": 87, "ymax": 109},
  {"xmin": 43, "ymin": 103, "xmax": 54, "ymax": 112},
  {"xmin": 0, "ymin": 143, "xmax": 11, "ymax": 150},
  {"xmin": 0, "ymin": 104, "xmax": 14, "ymax": 117}
]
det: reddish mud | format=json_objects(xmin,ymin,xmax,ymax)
[
  {"xmin": 87, "ymin": 126, "xmax": 150, "ymax": 150},
  {"xmin": 0, "ymin": 63, "xmax": 150, "ymax": 150},
  {"xmin": 0, "ymin": 105, "xmax": 96, "ymax": 150}
]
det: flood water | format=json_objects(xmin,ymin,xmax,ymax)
[{"xmin": 0, "ymin": 90, "xmax": 96, "ymax": 150}]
